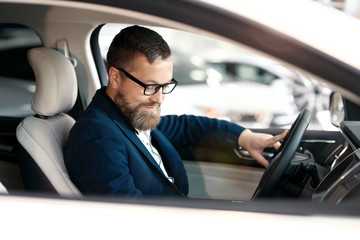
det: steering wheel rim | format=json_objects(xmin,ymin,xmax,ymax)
[{"xmin": 252, "ymin": 109, "xmax": 312, "ymax": 199}]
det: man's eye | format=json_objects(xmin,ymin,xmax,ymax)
[{"xmin": 147, "ymin": 85, "xmax": 158, "ymax": 90}]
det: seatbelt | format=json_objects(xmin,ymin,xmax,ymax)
[{"xmin": 56, "ymin": 39, "xmax": 77, "ymax": 67}]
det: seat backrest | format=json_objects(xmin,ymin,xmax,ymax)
[{"xmin": 16, "ymin": 47, "xmax": 82, "ymax": 197}]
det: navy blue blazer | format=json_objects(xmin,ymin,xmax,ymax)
[{"xmin": 65, "ymin": 87, "xmax": 245, "ymax": 197}]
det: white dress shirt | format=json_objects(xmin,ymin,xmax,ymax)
[{"xmin": 136, "ymin": 130, "xmax": 174, "ymax": 183}]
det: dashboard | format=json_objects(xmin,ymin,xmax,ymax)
[{"xmin": 312, "ymin": 121, "xmax": 360, "ymax": 203}]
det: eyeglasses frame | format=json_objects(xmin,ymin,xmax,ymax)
[{"xmin": 115, "ymin": 67, "xmax": 178, "ymax": 96}]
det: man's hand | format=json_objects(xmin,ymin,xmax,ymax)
[{"xmin": 238, "ymin": 129, "xmax": 288, "ymax": 168}]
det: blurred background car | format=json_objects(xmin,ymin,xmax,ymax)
[
  {"xmin": 199, "ymin": 49, "xmax": 330, "ymax": 112},
  {"xmin": 162, "ymin": 50, "xmax": 297, "ymax": 128},
  {"xmin": 195, "ymin": 49, "xmax": 333, "ymax": 128}
]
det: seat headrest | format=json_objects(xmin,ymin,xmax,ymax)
[{"xmin": 28, "ymin": 47, "xmax": 78, "ymax": 116}]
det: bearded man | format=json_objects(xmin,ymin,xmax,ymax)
[{"xmin": 64, "ymin": 25, "xmax": 286, "ymax": 197}]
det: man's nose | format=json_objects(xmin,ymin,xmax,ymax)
[{"xmin": 149, "ymin": 89, "xmax": 165, "ymax": 104}]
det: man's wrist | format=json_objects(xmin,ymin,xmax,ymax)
[{"xmin": 238, "ymin": 129, "xmax": 252, "ymax": 148}]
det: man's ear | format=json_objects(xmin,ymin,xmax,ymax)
[{"xmin": 108, "ymin": 67, "xmax": 120, "ymax": 89}]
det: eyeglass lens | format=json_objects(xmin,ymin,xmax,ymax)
[{"xmin": 145, "ymin": 82, "xmax": 176, "ymax": 95}]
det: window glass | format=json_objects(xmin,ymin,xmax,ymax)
[
  {"xmin": 238, "ymin": 65, "xmax": 258, "ymax": 82},
  {"xmin": 98, "ymin": 24, "xmax": 333, "ymax": 130},
  {"xmin": 0, "ymin": 23, "xmax": 42, "ymax": 117},
  {"xmin": 235, "ymin": 64, "xmax": 278, "ymax": 85}
]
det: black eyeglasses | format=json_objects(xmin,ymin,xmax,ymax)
[{"xmin": 116, "ymin": 67, "xmax": 178, "ymax": 96}]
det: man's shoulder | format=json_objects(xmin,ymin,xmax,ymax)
[
  {"xmin": 75, "ymin": 88, "xmax": 117, "ymax": 124},
  {"xmin": 74, "ymin": 105, "xmax": 116, "ymax": 133}
]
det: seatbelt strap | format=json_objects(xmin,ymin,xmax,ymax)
[{"xmin": 56, "ymin": 39, "xmax": 77, "ymax": 67}]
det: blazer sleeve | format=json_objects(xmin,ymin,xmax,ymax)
[
  {"xmin": 65, "ymin": 117, "xmax": 143, "ymax": 197},
  {"xmin": 158, "ymin": 115, "xmax": 245, "ymax": 148}
]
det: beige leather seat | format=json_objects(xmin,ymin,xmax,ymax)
[{"xmin": 16, "ymin": 47, "xmax": 81, "ymax": 197}]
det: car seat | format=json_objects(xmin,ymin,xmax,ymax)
[{"xmin": 16, "ymin": 47, "xmax": 82, "ymax": 197}]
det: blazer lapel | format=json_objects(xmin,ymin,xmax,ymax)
[
  {"xmin": 112, "ymin": 118, "xmax": 166, "ymax": 175},
  {"xmin": 112, "ymin": 118, "xmax": 187, "ymax": 195},
  {"xmin": 151, "ymin": 129, "xmax": 188, "ymax": 193},
  {"xmin": 91, "ymin": 88, "xmax": 165, "ymax": 175}
]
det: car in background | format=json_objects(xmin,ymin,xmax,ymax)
[
  {"xmin": 164, "ymin": 50, "xmax": 297, "ymax": 128},
  {"xmin": 197, "ymin": 49, "xmax": 333, "ymax": 129}
]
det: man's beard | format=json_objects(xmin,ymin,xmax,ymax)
[{"xmin": 114, "ymin": 91, "xmax": 161, "ymax": 131}]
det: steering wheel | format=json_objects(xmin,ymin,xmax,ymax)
[{"xmin": 252, "ymin": 109, "xmax": 312, "ymax": 199}]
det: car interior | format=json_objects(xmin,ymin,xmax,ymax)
[{"xmin": 0, "ymin": 1, "xmax": 360, "ymax": 211}]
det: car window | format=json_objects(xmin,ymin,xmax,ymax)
[
  {"xmin": 0, "ymin": 23, "xmax": 42, "ymax": 117},
  {"xmin": 210, "ymin": 62, "xmax": 278, "ymax": 85},
  {"xmin": 98, "ymin": 24, "xmax": 334, "ymax": 130},
  {"xmin": 235, "ymin": 64, "xmax": 278, "ymax": 85}
]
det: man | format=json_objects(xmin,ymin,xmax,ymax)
[{"xmin": 64, "ymin": 25, "xmax": 287, "ymax": 197}]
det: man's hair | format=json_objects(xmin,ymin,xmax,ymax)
[{"xmin": 106, "ymin": 25, "xmax": 171, "ymax": 71}]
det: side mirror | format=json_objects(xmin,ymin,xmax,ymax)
[{"xmin": 329, "ymin": 92, "xmax": 345, "ymax": 127}]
